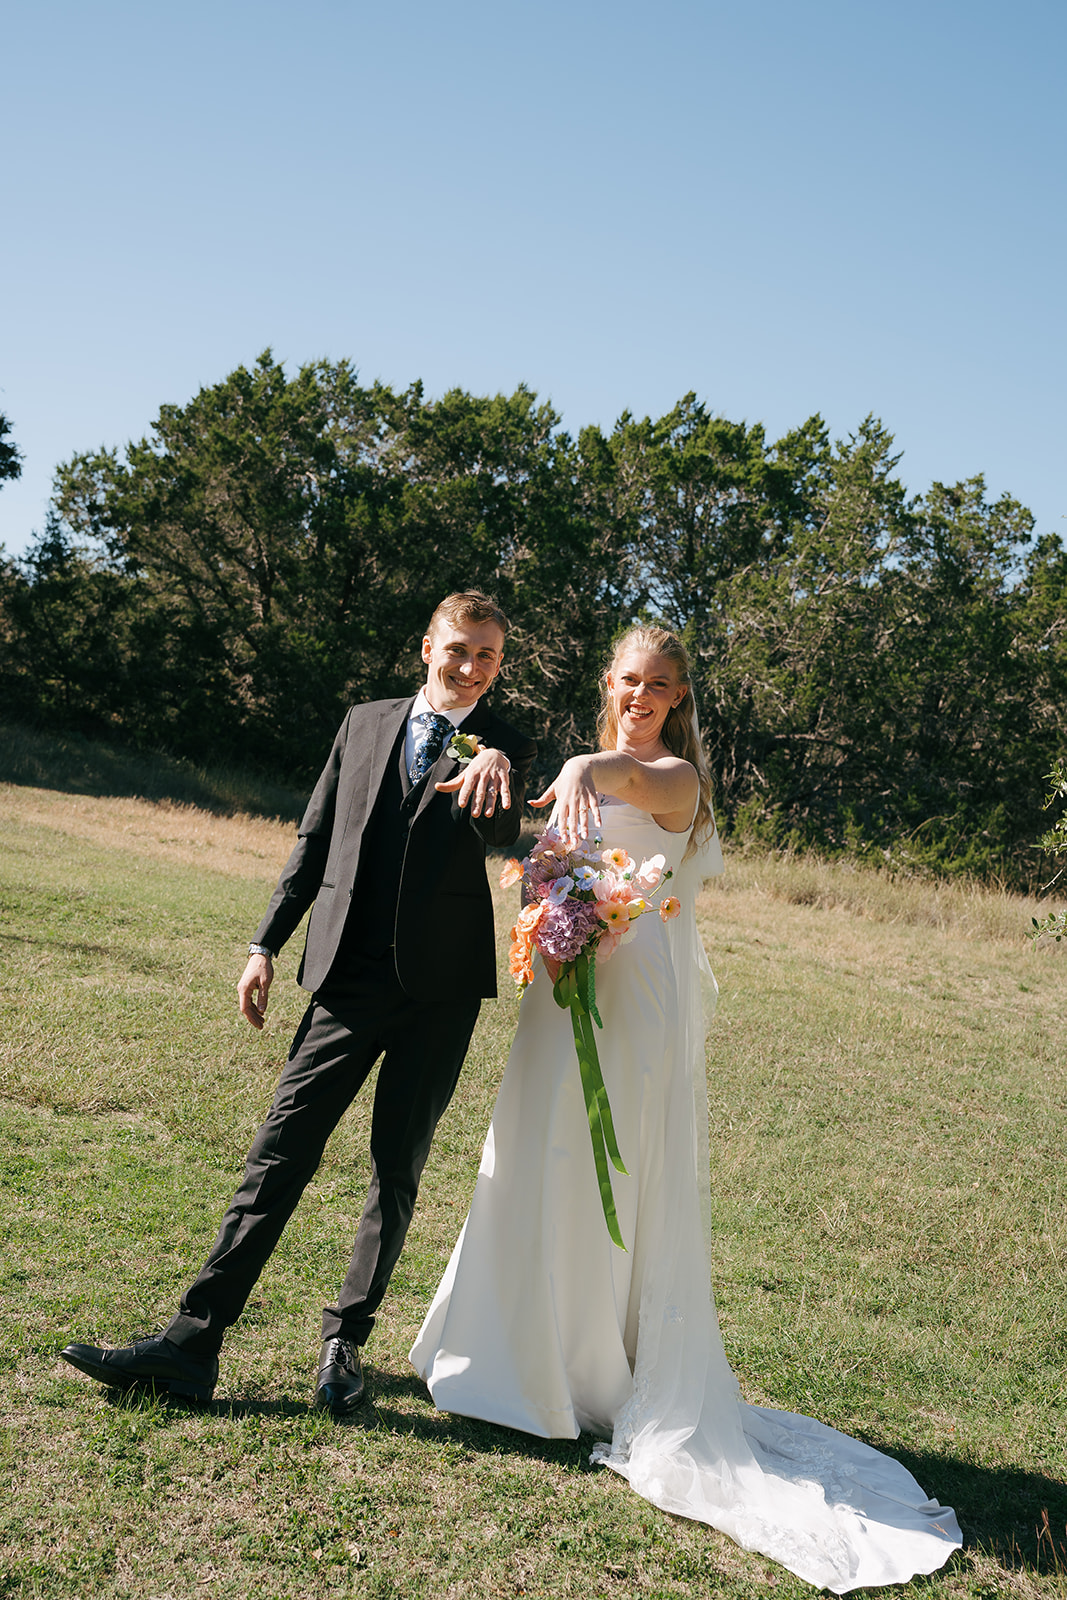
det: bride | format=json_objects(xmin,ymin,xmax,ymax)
[{"xmin": 410, "ymin": 625, "xmax": 961, "ymax": 1594}]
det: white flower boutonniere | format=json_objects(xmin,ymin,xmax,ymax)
[{"xmin": 447, "ymin": 731, "xmax": 485, "ymax": 764}]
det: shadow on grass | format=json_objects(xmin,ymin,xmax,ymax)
[
  {"xmin": 366, "ymin": 1368, "xmax": 595, "ymax": 1470},
  {"xmin": 95, "ymin": 1386, "xmax": 309, "ymax": 1422},
  {"xmin": 60, "ymin": 1365, "xmax": 1067, "ymax": 1578},
  {"xmin": 87, "ymin": 1365, "xmax": 594, "ymax": 1472},
  {"xmin": 0, "ymin": 721, "xmax": 305, "ymax": 821},
  {"xmin": 0, "ymin": 929, "xmax": 167, "ymax": 978},
  {"xmin": 368, "ymin": 1373, "xmax": 1067, "ymax": 1576},
  {"xmin": 0, "ymin": 931, "xmax": 112, "ymax": 957},
  {"xmin": 888, "ymin": 1441, "xmax": 1067, "ymax": 1578}
]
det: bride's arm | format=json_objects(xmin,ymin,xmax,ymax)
[{"xmin": 531, "ymin": 751, "xmax": 697, "ymax": 842}]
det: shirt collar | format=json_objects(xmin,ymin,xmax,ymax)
[{"xmin": 410, "ymin": 688, "xmax": 474, "ymax": 729}]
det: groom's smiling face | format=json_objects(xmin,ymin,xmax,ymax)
[{"xmin": 421, "ymin": 620, "xmax": 505, "ymax": 712}]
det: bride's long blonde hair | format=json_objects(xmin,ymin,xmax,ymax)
[{"xmin": 596, "ymin": 624, "xmax": 716, "ymax": 860}]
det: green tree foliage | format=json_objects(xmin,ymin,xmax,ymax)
[
  {"xmin": 0, "ymin": 410, "xmax": 22, "ymax": 485},
  {"xmin": 1031, "ymin": 760, "xmax": 1067, "ymax": 941},
  {"xmin": 881, "ymin": 477, "xmax": 1041, "ymax": 872},
  {"xmin": 693, "ymin": 416, "xmax": 911, "ymax": 831},
  {"xmin": 53, "ymin": 356, "xmax": 375, "ymax": 765},
  {"xmin": 39, "ymin": 354, "xmax": 632, "ymax": 780},
  {"xmin": 1, "ymin": 354, "xmax": 1062, "ymax": 884}
]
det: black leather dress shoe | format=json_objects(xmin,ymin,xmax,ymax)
[
  {"xmin": 314, "ymin": 1337, "xmax": 365, "ymax": 1413},
  {"xmin": 60, "ymin": 1335, "xmax": 218, "ymax": 1403}
]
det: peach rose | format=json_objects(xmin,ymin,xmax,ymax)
[{"xmin": 516, "ymin": 902, "xmax": 546, "ymax": 936}]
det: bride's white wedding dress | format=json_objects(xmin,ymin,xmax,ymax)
[{"xmin": 411, "ymin": 802, "xmax": 961, "ymax": 1593}]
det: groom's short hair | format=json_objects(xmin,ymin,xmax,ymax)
[{"xmin": 427, "ymin": 591, "xmax": 509, "ymax": 639}]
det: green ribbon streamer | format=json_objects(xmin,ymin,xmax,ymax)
[{"xmin": 553, "ymin": 948, "xmax": 628, "ymax": 1250}]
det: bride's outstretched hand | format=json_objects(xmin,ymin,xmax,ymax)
[{"xmin": 530, "ymin": 756, "xmax": 603, "ymax": 847}]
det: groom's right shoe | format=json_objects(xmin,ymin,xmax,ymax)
[
  {"xmin": 60, "ymin": 1335, "xmax": 218, "ymax": 1403},
  {"xmin": 314, "ymin": 1337, "xmax": 365, "ymax": 1414}
]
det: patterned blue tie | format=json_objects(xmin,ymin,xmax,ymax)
[{"xmin": 409, "ymin": 712, "xmax": 454, "ymax": 784}]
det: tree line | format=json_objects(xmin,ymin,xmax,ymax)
[{"xmin": 1, "ymin": 352, "xmax": 1064, "ymax": 885}]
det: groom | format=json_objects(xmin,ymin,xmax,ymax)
[{"xmin": 62, "ymin": 591, "xmax": 536, "ymax": 1414}]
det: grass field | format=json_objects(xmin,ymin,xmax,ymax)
[{"xmin": 1, "ymin": 743, "xmax": 1066, "ymax": 1599}]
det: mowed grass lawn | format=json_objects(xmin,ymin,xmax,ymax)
[{"xmin": 1, "ymin": 760, "xmax": 1065, "ymax": 1599}]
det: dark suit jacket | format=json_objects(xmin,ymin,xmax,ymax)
[{"xmin": 252, "ymin": 695, "xmax": 536, "ymax": 1002}]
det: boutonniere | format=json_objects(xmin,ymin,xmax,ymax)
[{"xmin": 447, "ymin": 731, "xmax": 485, "ymax": 764}]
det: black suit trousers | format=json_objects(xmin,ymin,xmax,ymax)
[{"xmin": 165, "ymin": 956, "xmax": 480, "ymax": 1355}]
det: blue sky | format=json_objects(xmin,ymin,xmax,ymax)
[{"xmin": 2, "ymin": 0, "xmax": 1064, "ymax": 557}]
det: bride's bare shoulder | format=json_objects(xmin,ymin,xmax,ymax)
[{"xmin": 624, "ymin": 754, "xmax": 697, "ymax": 821}]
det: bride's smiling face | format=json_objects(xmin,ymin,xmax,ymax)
[{"xmin": 607, "ymin": 649, "xmax": 687, "ymax": 744}]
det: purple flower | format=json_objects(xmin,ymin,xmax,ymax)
[
  {"xmin": 524, "ymin": 823, "xmax": 603, "ymax": 897},
  {"xmin": 537, "ymin": 898, "xmax": 602, "ymax": 963}
]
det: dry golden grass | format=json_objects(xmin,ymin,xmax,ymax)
[
  {"xmin": 709, "ymin": 846, "xmax": 1067, "ymax": 946},
  {"xmin": 2, "ymin": 781, "xmax": 296, "ymax": 881}
]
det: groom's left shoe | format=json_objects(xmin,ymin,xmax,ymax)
[{"xmin": 314, "ymin": 1337, "xmax": 365, "ymax": 1414}]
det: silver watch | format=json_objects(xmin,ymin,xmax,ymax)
[{"xmin": 248, "ymin": 943, "xmax": 274, "ymax": 959}]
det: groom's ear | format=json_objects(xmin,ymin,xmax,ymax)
[{"xmin": 420, "ymin": 635, "xmax": 433, "ymax": 665}]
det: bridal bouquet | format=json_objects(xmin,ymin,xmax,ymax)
[{"xmin": 500, "ymin": 826, "xmax": 681, "ymax": 1249}]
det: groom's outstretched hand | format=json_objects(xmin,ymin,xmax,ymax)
[
  {"xmin": 238, "ymin": 953, "xmax": 273, "ymax": 1030},
  {"xmin": 435, "ymin": 747, "xmax": 512, "ymax": 817}
]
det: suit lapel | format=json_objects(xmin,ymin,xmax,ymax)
[
  {"xmin": 398, "ymin": 725, "xmax": 413, "ymax": 796},
  {"xmin": 364, "ymin": 699, "xmax": 412, "ymax": 821}
]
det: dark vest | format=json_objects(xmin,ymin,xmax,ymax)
[{"xmin": 327, "ymin": 727, "xmax": 425, "ymax": 973}]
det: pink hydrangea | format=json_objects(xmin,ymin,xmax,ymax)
[{"xmin": 536, "ymin": 898, "xmax": 602, "ymax": 962}]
